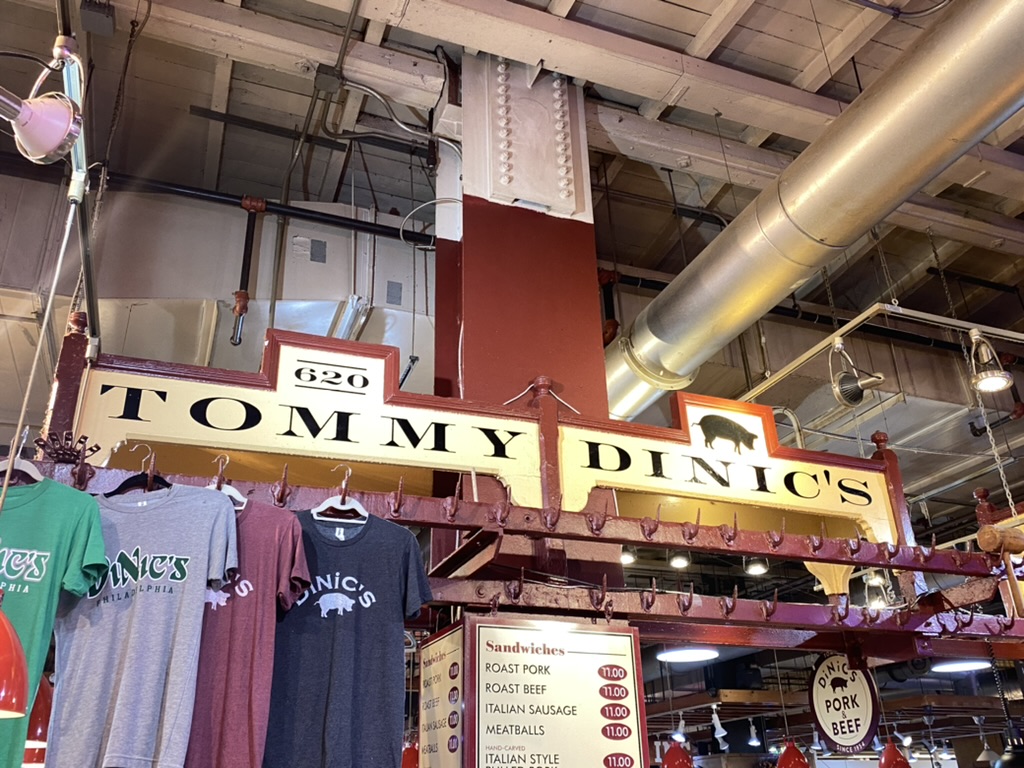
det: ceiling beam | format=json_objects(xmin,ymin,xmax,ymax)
[
  {"xmin": 685, "ymin": 0, "xmax": 756, "ymax": 60},
  {"xmin": 790, "ymin": 7, "xmax": 891, "ymax": 92},
  {"xmin": 546, "ymin": 0, "xmax": 575, "ymax": 18}
]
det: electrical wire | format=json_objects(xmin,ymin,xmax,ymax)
[
  {"xmin": 843, "ymin": 0, "xmax": 953, "ymax": 19},
  {"xmin": 398, "ymin": 197, "xmax": 461, "ymax": 250},
  {"xmin": 0, "ymin": 51, "xmax": 63, "ymax": 71}
]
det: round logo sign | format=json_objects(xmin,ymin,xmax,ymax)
[{"xmin": 808, "ymin": 654, "xmax": 879, "ymax": 754}]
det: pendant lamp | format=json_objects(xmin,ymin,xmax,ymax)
[
  {"xmin": 22, "ymin": 746, "xmax": 45, "ymax": 766},
  {"xmin": 25, "ymin": 675, "xmax": 53, "ymax": 747},
  {"xmin": 0, "ymin": 590, "xmax": 29, "ymax": 718},
  {"xmin": 880, "ymin": 739, "xmax": 912, "ymax": 768},
  {"xmin": 663, "ymin": 741, "xmax": 695, "ymax": 768},
  {"xmin": 778, "ymin": 740, "xmax": 810, "ymax": 768}
]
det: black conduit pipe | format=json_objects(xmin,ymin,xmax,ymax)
[{"xmin": 230, "ymin": 209, "xmax": 259, "ymax": 346}]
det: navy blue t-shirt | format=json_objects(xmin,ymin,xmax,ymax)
[{"xmin": 264, "ymin": 512, "xmax": 432, "ymax": 768}]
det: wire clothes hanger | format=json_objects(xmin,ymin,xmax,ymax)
[
  {"xmin": 311, "ymin": 464, "xmax": 369, "ymax": 523},
  {"xmin": 0, "ymin": 427, "xmax": 43, "ymax": 486},
  {"xmin": 104, "ymin": 444, "xmax": 171, "ymax": 496},
  {"xmin": 206, "ymin": 454, "xmax": 247, "ymax": 510}
]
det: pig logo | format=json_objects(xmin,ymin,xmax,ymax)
[
  {"xmin": 316, "ymin": 592, "xmax": 356, "ymax": 618},
  {"xmin": 830, "ymin": 677, "xmax": 849, "ymax": 692},
  {"xmin": 693, "ymin": 415, "xmax": 758, "ymax": 454},
  {"xmin": 205, "ymin": 588, "xmax": 230, "ymax": 611}
]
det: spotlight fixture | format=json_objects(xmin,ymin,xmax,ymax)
[
  {"xmin": 657, "ymin": 647, "xmax": 720, "ymax": 664},
  {"xmin": 907, "ymin": 748, "xmax": 919, "ymax": 764},
  {"xmin": 810, "ymin": 728, "xmax": 823, "ymax": 752},
  {"xmin": 922, "ymin": 740, "xmax": 937, "ymax": 755},
  {"xmin": 892, "ymin": 727, "xmax": 912, "ymax": 748},
  {"xmin": 711, "ymin": 704, "xmax": 728, "ymax": 739},
  {"xmin": 748, "ymin": 718, "xmax": 761, "ymax": 748},
  {"xmin": 980, "ymin": 741, "xmax": 1001, "ymax": 765},
  {"xmin": 864, "ymin": 569, "xmax": 886, "ymax": 588},
  {"xmin": 620, "ymin": 547, "xmax": 637, "ymax": 566},
  {"xmin": 770, "ymin": 744, "xmax": 781, "ymax": 756},
  {"xmin": 938, "ymin": 741, "xmax": 953, "ymax": 760},
  {"xmin": 830, "ymin": 338, "xmax": 885, "ymax": 407},
  {"xmin": 744, "ymin": 556, "xmax": 769, "ymax": 576},
  {"xmin": 873, "ymin": 735, "xmax": 884, "ymax": 753},
  {"xmin": 669, "ymin": 551, "xmax": 690, "ymax": 569},
  {"xmin": 672, "ymin": 715, "xmax": 687, "ymax": 744},
  {"xmin": 716, "ymin": 735, "xmax": 730, "ymax": 753},
  {"xmin": 969, "ymin": 329, "xmax": 1013, "ymax": 394},
  {"xmin": 932, "ymin": 659, "xmax": 990, "ymax": 673},
  {"xmin": 0, "ymin": 84, "xmax": 82, "ymax": 164}
]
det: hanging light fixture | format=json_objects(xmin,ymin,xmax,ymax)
[
  {"xmin": 907, "ymin": 748, "xmax": 919, "ymax": 764},
  {"xmin": 672, "ymin": 715, "xmax": 687, "ymax": 744},
  {"xmin": 716, "ymin": 735, "xmax": 730, "ymax": 753},
  {"xmin": 658, "ymin": 647, "xmax": 719, "ymax": 664},
  {"xmin": 669, "ymin": 551, "xmax": 690, "ymax": 569},
  {"xmin": 0, "ymin": 85, "xmax": 82, "ymax": 164},
  {"xmin": 663, "ymin": 741, "xmax": 695, "ymax": 768},
  {"xmin": 748, "ymin": 718, "xmax": 761, "ymax": 747},
  {"xmin": 969, "ymin": 329, "xmax": 1013, "ymax": 394},
  {"xmin": 779, "ymin": 740, "xmax": 810, "ymax": 768},
  {"xmin": 938, "ymin": 741, "xmax": 953, "ymax": 760},
  {"xmin": 892, "ymin": 726, "xmax": 912, "ymax": 748},
  {"xmin": 711, "ymin": 704, "xmax": 728, "ymax": 738},
  {"xmin": 880, "ymin": 739, "xmax": 912, "ymax": 768},
  {"xmin": 873, "ymin": 735, "xmax": 885, "ymax": 753},
  {"xmin": 24, "ymin": 674, "xmax": 53, "ymax": 747},
  {"xmin": 0, "ymin": 589, "xmax": 29, "ymax": 718},
  {"xmin": 991, "ymin": 641, "xmax": 1024, "ymax": 768},
  {"xmin": 977, "ymin": 716, "xmax": 1001, "ymax": 766},
  {"xmin": 770, "ymin": 744, "xmax": 781, "ymax": 756},
  {"xmin": 864, "ymin": 570, "xmax": 887, "ymax": 588},
  {"xmin": 620, "ymin": 547, "xmax": 637, "ymax": 566},
  {"xmin": 830, "ymin": 338, "xmax": 885, "ymax": 407},
  {"xmin": 810, "ymin": 728, "xmax": 823, "ymax": 752},
  {"xmin": 744, "ymin": 556, "xmax": 769, "ymax": 576}
]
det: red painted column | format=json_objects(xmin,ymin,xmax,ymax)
[{"xmin": 434, "ymin": 196, "xmax": 608, "ymax": 418}]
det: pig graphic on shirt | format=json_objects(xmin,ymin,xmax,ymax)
[
  {"xmin": 205, "ymin": 588, "xmax": 230, "ymax": 611},
  {"xmin": 316, "ymin": 592, "xmax": 355, "ymax": 618}
]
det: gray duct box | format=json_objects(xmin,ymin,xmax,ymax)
[{"xmin": 80, "ymin": 0, "xmax": 115, "ymax": 36}]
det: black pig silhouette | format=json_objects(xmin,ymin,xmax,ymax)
[
  {"xmin": 693, "ymin": 415, "xmax": 758, "ymax": 453},
  {"xmin": 830, "ymin": 677, "xmax": 849, "ymax": 692}
]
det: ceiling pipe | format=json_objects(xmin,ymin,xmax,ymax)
[{"xmin": 605, "ymin": 0, "xmax": 1024, "ymax": 420}]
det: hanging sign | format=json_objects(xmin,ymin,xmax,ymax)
[
  {"xmin": 469, "ymin": 617, "xmax": 648, "ymax": 768},
  {"xmin": 420, "ymin": 625, "xmax": 465, "ymax": 768},
  {"xmin": 808, "ymin": 654, "xmax": 880, "ymax": 754}
]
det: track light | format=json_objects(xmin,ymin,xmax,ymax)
[
  {"xmin": 873, "ymin": 735, "xmax": 884, "ymax": 753},
  {"xmin": 748, "ymin": 718, "xmax": 761, "ymax": 747},
  {"xmin": 938, "ymin": 741, "xmax": 953, "ymax": 760},
  {"xmin": 670, "ymin": 551, "xmax": 690, "ymax": 569},
  {"xmin": 969, "ymin": 329, "xmax": 1013, "ymax": 394},
  {"xmin": 745, "ymin": 556, "xmax": 769, "ymax": 576},
  {"xmin": 711, "ymin": 704, "xmax": 728, "ymax": 739},
  {"xmin": 830, "ymin": 338, "xmax": 884, "ymax": 407},
  {"xmin": 620, "ymin": 547, "xmax": 636, "ymax": 565},
  {"xmin": 810, "ymin": 728, "xmax": 823, "ymax": 752},
  {"xmin": 716, "ymin": 735, "xmax": 730, "ymax": 753},
  {"xmin": 0, "ymin": 84, "xmax": 82, "ymax": 164},
  {"xmin": 892, "ymin": 727, "xmax": 912, "ymax": 748},
  {"xmin": 979, "ymin": 741, "xmax": 1001, "ymax": 765}
]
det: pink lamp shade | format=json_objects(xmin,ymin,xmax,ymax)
[
  {"xmin": 663, "ymin": 741, "xmax": 695, "ymax": 768},
  {"xmin": 0, "ymin": 595, "xmax": 29, "ymax": 718},
  {"xmin": 880, "ymin": 739, "xmax": 911, "ymax": 768},
  {"xmin": 401, "ymin": 738, "xmax": 418, "ymax": 768},
  {"xmin": 778, "ymin": 740, "xmax": 810, "ymax": 768},
  {"xmin": 25, "ymin": 675, "xmax": 53, "ymax": 747}
]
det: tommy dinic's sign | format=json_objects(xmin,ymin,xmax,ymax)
[{"xmin": 74, "ymin": 332, "xmax": 898, "ymax": 542}]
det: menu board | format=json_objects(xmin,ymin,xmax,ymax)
[
  {"xmin": 473, "ymin": 620, "xmax": 646, "ymax": 768},
  {"xmin": 420, "ymin": 626, "xmax": 465, "ymax": 768}
]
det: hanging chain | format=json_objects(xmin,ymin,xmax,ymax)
[
  {"xmin": 988, "ymin": 641, "xmax": 1014, "ymax": 730},
  {"xmin": 931, "ymin": 231, "xmax": 1016, "ymax": 513},
  {"xmin": 822, "ymin": 265, "xmax": 840, "ymax": 331},
  {"xmin": 871, "ymin": 228, "xmax": 899, "ymax": 306}
]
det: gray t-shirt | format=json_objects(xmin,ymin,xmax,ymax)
[
  {"xmin": 264, "ymin": 512, "xmax": 432, "ymax": 768},
  {"xmin": 47, "ymin": 485, "xmax": 238, "ymax": 768}
]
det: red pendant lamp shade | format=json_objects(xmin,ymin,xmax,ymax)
[
  {"xmin": 779, "ymin": 741, "xmax": 810, "ymax": 768},
  {"xmin": 22, "ymin": 747, "xmax": 45, "ymax": 766},
  {"xmin": 663, "ymin": 742, "xmax": 695, "ymax": 768},
  {"xmin": 0, "ymin": 591, "xmax": 29, "ymax": 718},
  {"xmin": 880, "ymin": 739, "xmax": 912, "ymax": 768},
  {"xmin": 25, "ymin": 674, "xmax": 53, "ymax": 747},
  {"xmin": 401, "ymin": 738, "xmax": 419, "ymax": 768}
]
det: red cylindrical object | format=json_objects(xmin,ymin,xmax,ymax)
[{"xmin": 0, "ymin": 595, "xmax": 29, "ymax": 717}]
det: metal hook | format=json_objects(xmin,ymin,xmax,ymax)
[
  {"xmin": 586, "ymin": 504, "xmax": 608, "ymax": 536},
  {"xmin": 719, "ymin": 584, "xmax": 738, "ymax": 617},
  {"xmin": 767, "ymin": 518, "xmax": 786, "ymax": 551},
  {"xmin": 271, "ymin": 463, "xmax": 292, "ymax": 508},
  {"xmin": 641, "ymin": 504, "xmax": 661, "ymax": 541},
  {"xmin": 589, "ymin": 573, "xmax": 608, "ymax": 613},
  {"xmin": 330, "ymin": 463, "xmax": 352, "ymax": 504},
  {"xmin": 640, "ymin": 578, "xmax": 658, "ymax": 613},
  {"xmin": 388, "ymin": 476, "xmax": 405, "ymax": 518},
  {"xmin": 895, "ymin": 606, "xmax": 913, "ymax": 627},
  {"xmin": 846, "ymin": 537, "xmax": 862, "ymax": 556},
  {"xmin": 494, "ymin": 486, "xmax": 512, "ymax": 528},
  {"xmin": 808, "ymin": 520, "xmax": 827, "ymax": 553},
  {"xmin": 677, "ymin": 582, "xmax": 694, "ymax": 614},
  {"xmin": 955, "ymin": 605, "xmax": 977, "ymax": 631},
  {"xmin": 682, "ymin": 508, "xmax": 701, "ymax": 544},
  {"xmin": 504, "ymin": 567, "xmax": 524, "ymax": 604},
  {"xmin": 211, "ymin": 453, "xmax": 230, "ymax": 491},
  {"xmin": 831, "ymin": 599, "xmax": 850, "ymax": 623},
  {"xmin": 542, "ymin": 494, "xmax": 561, "ymax": 532},
  {"xmin": 604, "ymin": 598, "xmax": 614, "ymax": 624},
  {"xmin": 916, "ymin": 534, "xmax": 937, "ymax": 564},
  {"xmin": 443, "ymin": 475, "xmax": 462, "ymax": 523},
  {"xmin": 718, "ymin": 512, "xmax": 738, "ymax": 545},
  {"xmin": 861, "ymin": 606, "xmax": 882, "ymax": 626},
  {"xmin": 883, "ymin": 542, "xmax": 900, "ymax": 561},
  {"xmin": 127, "ymin": 443, "xmax": 153, "ymax": 472},
  {"xmin": 761, "ymin": 588, "xmax": 778, "ymax": 620}
]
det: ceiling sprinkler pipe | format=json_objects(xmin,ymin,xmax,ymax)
[{"xmin": 605, "ymin": 0, "xmax": 1024, "ymax": 420}]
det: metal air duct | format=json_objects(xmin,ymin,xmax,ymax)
[{"xmin": 605, "ymin": 0, "xmax": 1024, "ymax": 419}]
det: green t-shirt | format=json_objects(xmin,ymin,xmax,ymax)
[{"xmin": 0, "ymin": 478, "xmax": 105, "ymax": 768}]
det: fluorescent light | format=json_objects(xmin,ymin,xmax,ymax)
[
  {"xmin": 932, "ymin": 659, "xmax": 989, "ymax": 673},
  {"xmin": 657, "ymin": 647, "xmax": 720, "ymax": 663}
]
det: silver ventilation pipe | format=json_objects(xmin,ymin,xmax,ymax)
[{"xmin": 605, "ymin": 0, "xmax": 1024, "ymax": 420}]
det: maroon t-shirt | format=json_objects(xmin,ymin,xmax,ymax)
[{"xmin": 185, "ymin": 500, "xmax": 310, "ymax": 768}]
